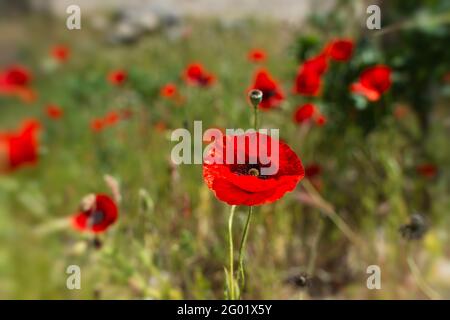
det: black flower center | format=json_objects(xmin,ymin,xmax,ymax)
[
  {"xmin": 230, "ymin": 164, "xmax": 269, "ymax": 179},
  {"xmin": 88, "ymin": 210, "xmax": 105, "ymax": 227}
]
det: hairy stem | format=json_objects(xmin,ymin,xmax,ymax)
[
  {"xmin": 302, "ymin": 179, "xmax": 365, "ymax": 251},
  {"xmin": 237, "ymin": 206, "xmax": 253, "ymax": 295},
  {"xmin": 407, "ymin": 251, "xmax": 441, "ymax": 300},
  {"xmin": 306, "ymin": 216, "xmax": 324, "ymax": 276},
  {"xmin": 227, "ymin": 205, "xmax": 237, "ymax": 299}
]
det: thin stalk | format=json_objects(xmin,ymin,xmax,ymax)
[
  {"xmin": 302, "ymin": 179, "xmax": 365, "ymax": 250},
  {"xmin": 237, "ymin": 206, "xmax": 253, "ymax": 293},
  {"xmin": 373, "ymin": 12, "xmax": 450, "ymax": 37},
  {"xmin": 253, "ymin": 106, "xmax": 258, "ymax": 130},
  {"xmin": 227, "ymin": 205, "xmax": 237, "ymax": 300},
  {"xmin": 407, "ymin": 251, "xmax": 441, "ymax": 300},
  {"xmin": 306, "ymin": 216, "xmax": 324, "ymax": 275}
]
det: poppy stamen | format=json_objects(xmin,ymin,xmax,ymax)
[{"xmin": 248, "ymin": 168, "xmax": 260, "ymax": 176}]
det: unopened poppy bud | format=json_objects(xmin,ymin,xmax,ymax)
[
  {"xmin": 249, "ymin": 89, "xmax": 263, "ymax": 108},
  {"xmin": 285, "ymin": 272, "xmax": 310, "ymax": 289},
  {"xmin": 399, "ymin": 213, "xmax": 428, "ymax": 240},
  {"xmin": 92, "ymin": 236, "xmax": 103, "ymax": 250}
]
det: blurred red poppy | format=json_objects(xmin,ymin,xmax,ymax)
[
  {"xmin": 91, "ymin": 118, "xmax": 106, "ymax": 132},
  {"xmin": 119, "ymin": 108, "xmax": 133, "ymax": 120},
  {"xmin": 305, "ymin": 163, "xmax": 322, "ymax": 178},
  {"xmin": 293, "ymin": 103, "xmax": 326, "ymax": 126},
  {"xmin": 183, "ymin": 63, "xmax": 215, "ymax": 87},
  {"xmin": 293, "ymin": 103, "xmax": 316, "ymax": 124},
  {"xmin": 46, "ymin": 104, "xmax": 63, "ymax": 119},
  {"xmin": 160, "ymin": 83, "xmax": 178, "ymax": 98},
  {"xmin": 351, "ymin": 65, "xmax": 392, "ymax": 101},
  {"xmin": 315, "ymin": 114, "xmax": 327, "ymax": 126},
  {"xmin": 203, "ymin": 132, "xmax": 304, "ymax": 206},
  {"xmin": 293, "ymin": 66, "xmax": 321, "ymax": 96},
  {"xmin": 250, "ymin": 69, "xmax": 285, "ymax": 110},
  {"xmin": 326, "ymin": 39, "xmax": 354, "ymax": 62},
  {"xmin": 90, "ymin": 109, "xmax": 130, "ymax": 132},
  {"xmin": 303, "ymin": 54, "xmax": 328, "ymax": 75},
  {"xmin": 51, "ymin": 45, "xmax": 70, "ymax": 62},
  {"xmin": 108, "ymin": 69, "xmax": 127, "ymax": 86},
  {"xmin": 154, "ymin": 121, "xmax": 167, "ymax": 132},
  {"xmin": 0, "ymin": 119, "xmax": 40, "ymax": 172},
  {"xmin": 104, "ymin": 111, "xmax": 120, "ymax": 126},
  {"xmin": 0, "ymin": 65, "xmax": 36, "ymax": 102},
  {"xmin": 248, "ymin": 49, "xmax": 267, "ymax": 63},
  {"xmin": 0, "ymin": 66, "xmax": 31, "ymax": 86},
  {"xmin": 72, "ymin": 194, "xmax": 118, "ymax": 233},
  {"xmin": 416, "ymin": 163, "xmax": 437, "ymax": 179}
]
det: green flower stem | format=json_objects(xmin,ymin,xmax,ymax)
[
  {"xmin": 227, "ymin": 205, "xmax": 237, "ymax": 300},
  {"xmin": 237, "ymin": 206, "xmax": 253, "ymax": 294}
]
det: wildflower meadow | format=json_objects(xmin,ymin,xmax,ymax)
[{"xmin": 0, "ymin": 0, "xmax": 449, "ymax": 303}]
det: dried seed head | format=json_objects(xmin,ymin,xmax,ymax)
[
  {"xmin": 285, "ymin": 272, "xmax": 310, "ymax": 289},
  {"xmin": 92, "ymin": 236, "xmax": 103, "ymax": 250},
  {"xmin": 399, "ymin": 213, "xmax": 428, "ymax": 241},
  {"xmin": 249, "ymin": 89, "xmax": 263, "ymax": 108}
]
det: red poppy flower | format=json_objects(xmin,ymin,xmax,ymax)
[
  {"xmin": 160, "ymin": 83, "xmax": 178, "ymax": 98},
  {"xmin": 248, "ymin": 49, "xmax": 267, "ymax": 63},
  {"xmin": 91, "ymin": 118, "xmax": 106, "ymax": 132},
  {"xmin": 0, "ymin": 119, "xmax": 40, "ymax": 172},
  {"xmin": 154, "ymin": 121, "xmax": 167, "ymax": 132},
  {"xmin": 104, "ymin": 111, "xmax": 120, "ymax": 126},
  {"xmin": 183, "ymin": 63, "xmax": 215, "ymax": 87},
  {"xmin": 293, "ymin": 66, "xmax": 322, "ymax": 96},
  {"xmin": 0, "ymin": 66, "xmax": 31, "ymax": 87},
  {"xmin": 303, "ymin": 54, "xmax": 328, "ymax": 76},
  {"xmin": 293, "ymin": 103, "xmax": 316, "ymax": 124},
  {"xmin": 416, "ymin": 163, "xmax": 437, "ymax": 179},
  {"xmin": 72, "ymin": 194, "xmax": 118, "ymax": 233},
  {"xmin": 249, "ymin": 69, "xmax": 285, "ymax": 110},
  {"xmin": 0, "ymin": 65, "xmax": 36, "ymax": 102},
  {"xmin": 351, "ymin": 65, "xmax": 392, "ymax": 101},
  {"xmin": 46, "ymin": 104, "xmax": 64, "ymax": 119},
  {"xmin": 108, "ymin": 69, "xmax": 127, "ymax": 86},
  {"xmin": 326, "ymin": 39, "xmax": 354, "ymax": 62},
  {"xmin": 51, "ymin": 45, "xmax": 70, "ymax": 62},
  {"xmin": 203, "ymin": 132, "xmax": 304, "ymax": 206},
  {"xmin": 315, "ymin": 114, "xmax": 327, "ymax": 126}
]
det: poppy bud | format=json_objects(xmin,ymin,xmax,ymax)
[
  {"xmin": 399, "ymin": 214, "xmax": 428, "ymax": 241},
  {"xmin": 249, "ymin": 89, "xmax": 263, "ymax": 108},
  {"xmin": 92, "ymin": 236, "xmax": 103, "ymax": 250},
  {"xmin": 285, "ymin": 272, "xmax": 310, "ymax": 289}
]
